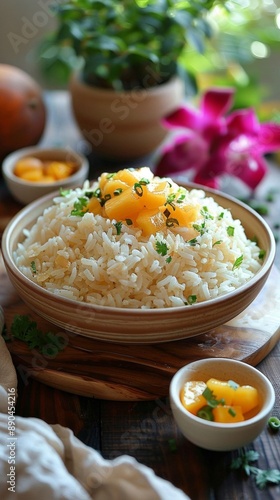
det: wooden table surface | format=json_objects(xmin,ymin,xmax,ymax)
[{"xmin": 1, "ymin": 91, "xmax": 280, "ymax": 499}]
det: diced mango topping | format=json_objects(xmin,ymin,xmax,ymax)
[
  {"xmin": 180, "ymin": 381, "xmax": 207, "ymax": 416},
  {"xmin": 85, "ymin": 167, "xmax": 200, "ymax": 236},
  {"xmin": 212, "ymin": 405, "xmax": 244, "ymax": 423},
  {"xmin": 14, "ymin": 156, "xmax": 78, "ymax": 183},
  {"xmin": 180, "ymin": 378, "xmax": 260, "ymax": 423}
]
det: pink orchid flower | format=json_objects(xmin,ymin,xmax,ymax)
[{"xmin": 155, "ymin": 88, "xmax": 280, "ymax": 190}]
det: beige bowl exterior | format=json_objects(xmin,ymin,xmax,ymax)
[
  {"xmin": 69, "ymin": 74, "xmax": 185, "ymax": 160},
  {"xmin": 169, "ymin": 358, "xmax": 275, "ymax": 451},
  {"xmin": 2, "ymin": 146, "xmax": 89, "ymax": 205},
  {"xmin": 1, "ymin": 185, "xmax": 275, "ymax": 344}
]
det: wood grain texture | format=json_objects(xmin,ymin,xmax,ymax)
[{"xmin": 1, "ymin": 252, "xmax": 280, "ymax": 400}]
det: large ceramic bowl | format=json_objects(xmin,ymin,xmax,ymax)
[
  {"xmin": 2, "ymin": 146, "xmax": 89, "ymax": 205},
  {"xmin": 1, "ymin": 184, "xmax": 275, "ymax": 344},
  {"xmin": 169, "ymin": 358, "xmax": 275, "ymax": 451}
]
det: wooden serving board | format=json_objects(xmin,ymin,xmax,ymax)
[{"xmin": 1, "ymin": 252, "xmax": 280, "ymax": 401}]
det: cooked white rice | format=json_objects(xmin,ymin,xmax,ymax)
[{"xmin": 14, "ymin": 179, "xmax": 263, "ymax": 309}]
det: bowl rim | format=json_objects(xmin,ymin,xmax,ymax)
[
  {"xmin": 1, "ymin": 181, "xmax": 276, "ymax": 315},
  {"xmin": 2, "ymin": 146, "xmax": 89, "ymax": 187},
  {"xmin": 169, "ymin": 358, "xmax": 276, "ymax": 428}
]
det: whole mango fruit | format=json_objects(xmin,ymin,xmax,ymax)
[{"xmin": 0, "ymin": 64, "xmax": 46, "ymax": 161}]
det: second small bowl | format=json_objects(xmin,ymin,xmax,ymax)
[
  {"xmin": 2, "ymin": 146, "xmax": 89, "ymax": 205},
  {"xmin": 169, "ymin": 358, "xmax": 275, "ymax": 451}
]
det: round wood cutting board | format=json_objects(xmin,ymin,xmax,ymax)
[{"xmin": 1, "ymin": 252, "xmax": 279, "ymax": 401}]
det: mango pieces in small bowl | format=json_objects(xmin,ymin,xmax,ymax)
[
  {"xmin": 2, "ymin": 146, "xmax": 89, "ymax": 205},
  {"xmin": 170, "ymin": 358, "xmax": 275, "ymax": 451}
]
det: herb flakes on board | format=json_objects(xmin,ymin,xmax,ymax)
[
  {"xmin": 10, "ymin": 314, "xmax": 66, "ymax": 357},
  {"xmin": 230, "ymin": 448, "xmax": 280, "ymax": 490}
]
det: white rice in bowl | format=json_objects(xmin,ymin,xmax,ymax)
[{"xmin": 14, "ymin": 171, "xmax": 264, "ymax": 309}]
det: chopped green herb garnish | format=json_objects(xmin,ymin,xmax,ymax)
[
  {"xmin": 193, "ymin": 221, "xmax": 206, "ymax": 235},
  {"xmin": 139, "ymin": 177, "xmax": 150, "ymax": 185},
  {"xmin": 166, "ymin": 256, "xmax": 172, "ymax": 264},
  {"xmin": 188, "ymin": 237, "xmax": 198, "ymax": 246},
  {"xmin": 106, "ymin": 173, "xmax": 115, "ymax": 179},
  {"xmin": 218, "ymin": 212, "xmax": 224, "ymax": 220},
  {"xmin": 231, "ymin": 448, "xmax": 280, "ymax": 490},
  {"xmin": 176, "ymin": 193, "xmax": 186, "ymax": 204},
  {"xmin": 99, "ymin": 193, "xmax": 112, "ymax": 206},
  {"xmin": 166, "ymin": 218, "xmax": 179, "ymax": 228},
  {"xmin": 213, "ymin": 240, "xmax": 222, "ymax": 246},
  {"xmin": 30, "ymin": 261, "xmax": 37, "ymax": 274},
  {"xmin": 133, "ymin": 178, "xmax": 150, "ymax": 196},
  {"xmin": 202, "ymin": 386, "xmax": 225, "ymax": 408},
  {"xmin": 71, "ymin": 196, "xmax": 89, "ymax": 216},
  {"xmin": 114, "ymin": 221, "xmax": 122, "ymax": 235},
  {"xmin": 232, "ymin": 255, "xmax": 243, "ymax": 270},
  {"xmin": 84, "ymin": 191, "xmax": 94, "ymax": 199},
  {"xmin": 227, "ymin": 226, "xmax": 235, "ymax": 237},
  {"xmin": 113, "ymin": 188, "xmax": 123, "ymax": 196},
  {"xmin": 92, "ymin": 188, "xmax": 101, "ymax": 198},
  {"xmin": 60, "ymin": 188, "xmax": 72, "ymax": 196},
  {"xmin": 134, "ymin": 183, "xmax": 144, "ymax": 196},
  {"xmin": 165, "ymin": 193, "xmax": 176, "ymax": 210},
  {"xmin": 259, "ymin": 249, "xmax": 266, "ymax": 260},
  {"xmin": 10, "ymin": 314, "xmax": 65, "ymax": 356},
  {"xmin": 187, "ymin": 295, "xmax": 197, "ymax": 305},
  {"xmin": 268, "ymin": 416, "xmax": 280, "ymax": 431},
  {"xmin": 155, "ymin": 240, "xmax": 169, "ymax": 257},
  {"xmin": 197, "ymin": 405, "xmax": 214, "ymax": 421},
  {"xmin": 200, "ymin": 206, "xmax": 214, "ymax": 220},
  {"xmin": 228, "ymin": 407, "xmax": 237, "ymax": 417}
]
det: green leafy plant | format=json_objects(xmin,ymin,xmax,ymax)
[
  {"xmin": 39, "ymin": 0, "xmax": 226, "ymax": 91},
  {"xmin": 183, "ymin": 0, "xmax": 280, "ymax": 107}
]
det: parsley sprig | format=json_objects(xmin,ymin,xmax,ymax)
[
  {"xmin": 155, "ymin": 240, "xmax": 169, "ymax": 257},
  {"xmin": 71, "ymin": 196, "xmax": 89, "ymax": 216},
  {"xmin": 10, "ymin": 315, "xmax": 65, "ymax": 357},
  {"xmin": 231, "ymin": 448, "xmax": 280, "ymax": 490},
  {"xmin": 155, "ymin": 239, "xmax": 172, "ymax": 263}
]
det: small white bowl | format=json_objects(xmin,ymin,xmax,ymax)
[
  {"xmin": 2, "ymin": 146, "xmax": 89, "ymax": 205},
  {"xmin": 169, "ymin": 358, "xmax": 275, "ymax": 451}
]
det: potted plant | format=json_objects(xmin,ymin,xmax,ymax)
[{"xmin": 40, "ymin": 0, "xmax": 223, "ymax": 160}]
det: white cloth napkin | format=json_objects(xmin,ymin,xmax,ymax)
[{"xmin": 0, "ymin": 307, "xmax": 190, "ymax": 500}]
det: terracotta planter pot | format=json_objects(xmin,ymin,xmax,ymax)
[{"xmin": 69, "ymin": 74, "xmax": 184, "ymax": 160}]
